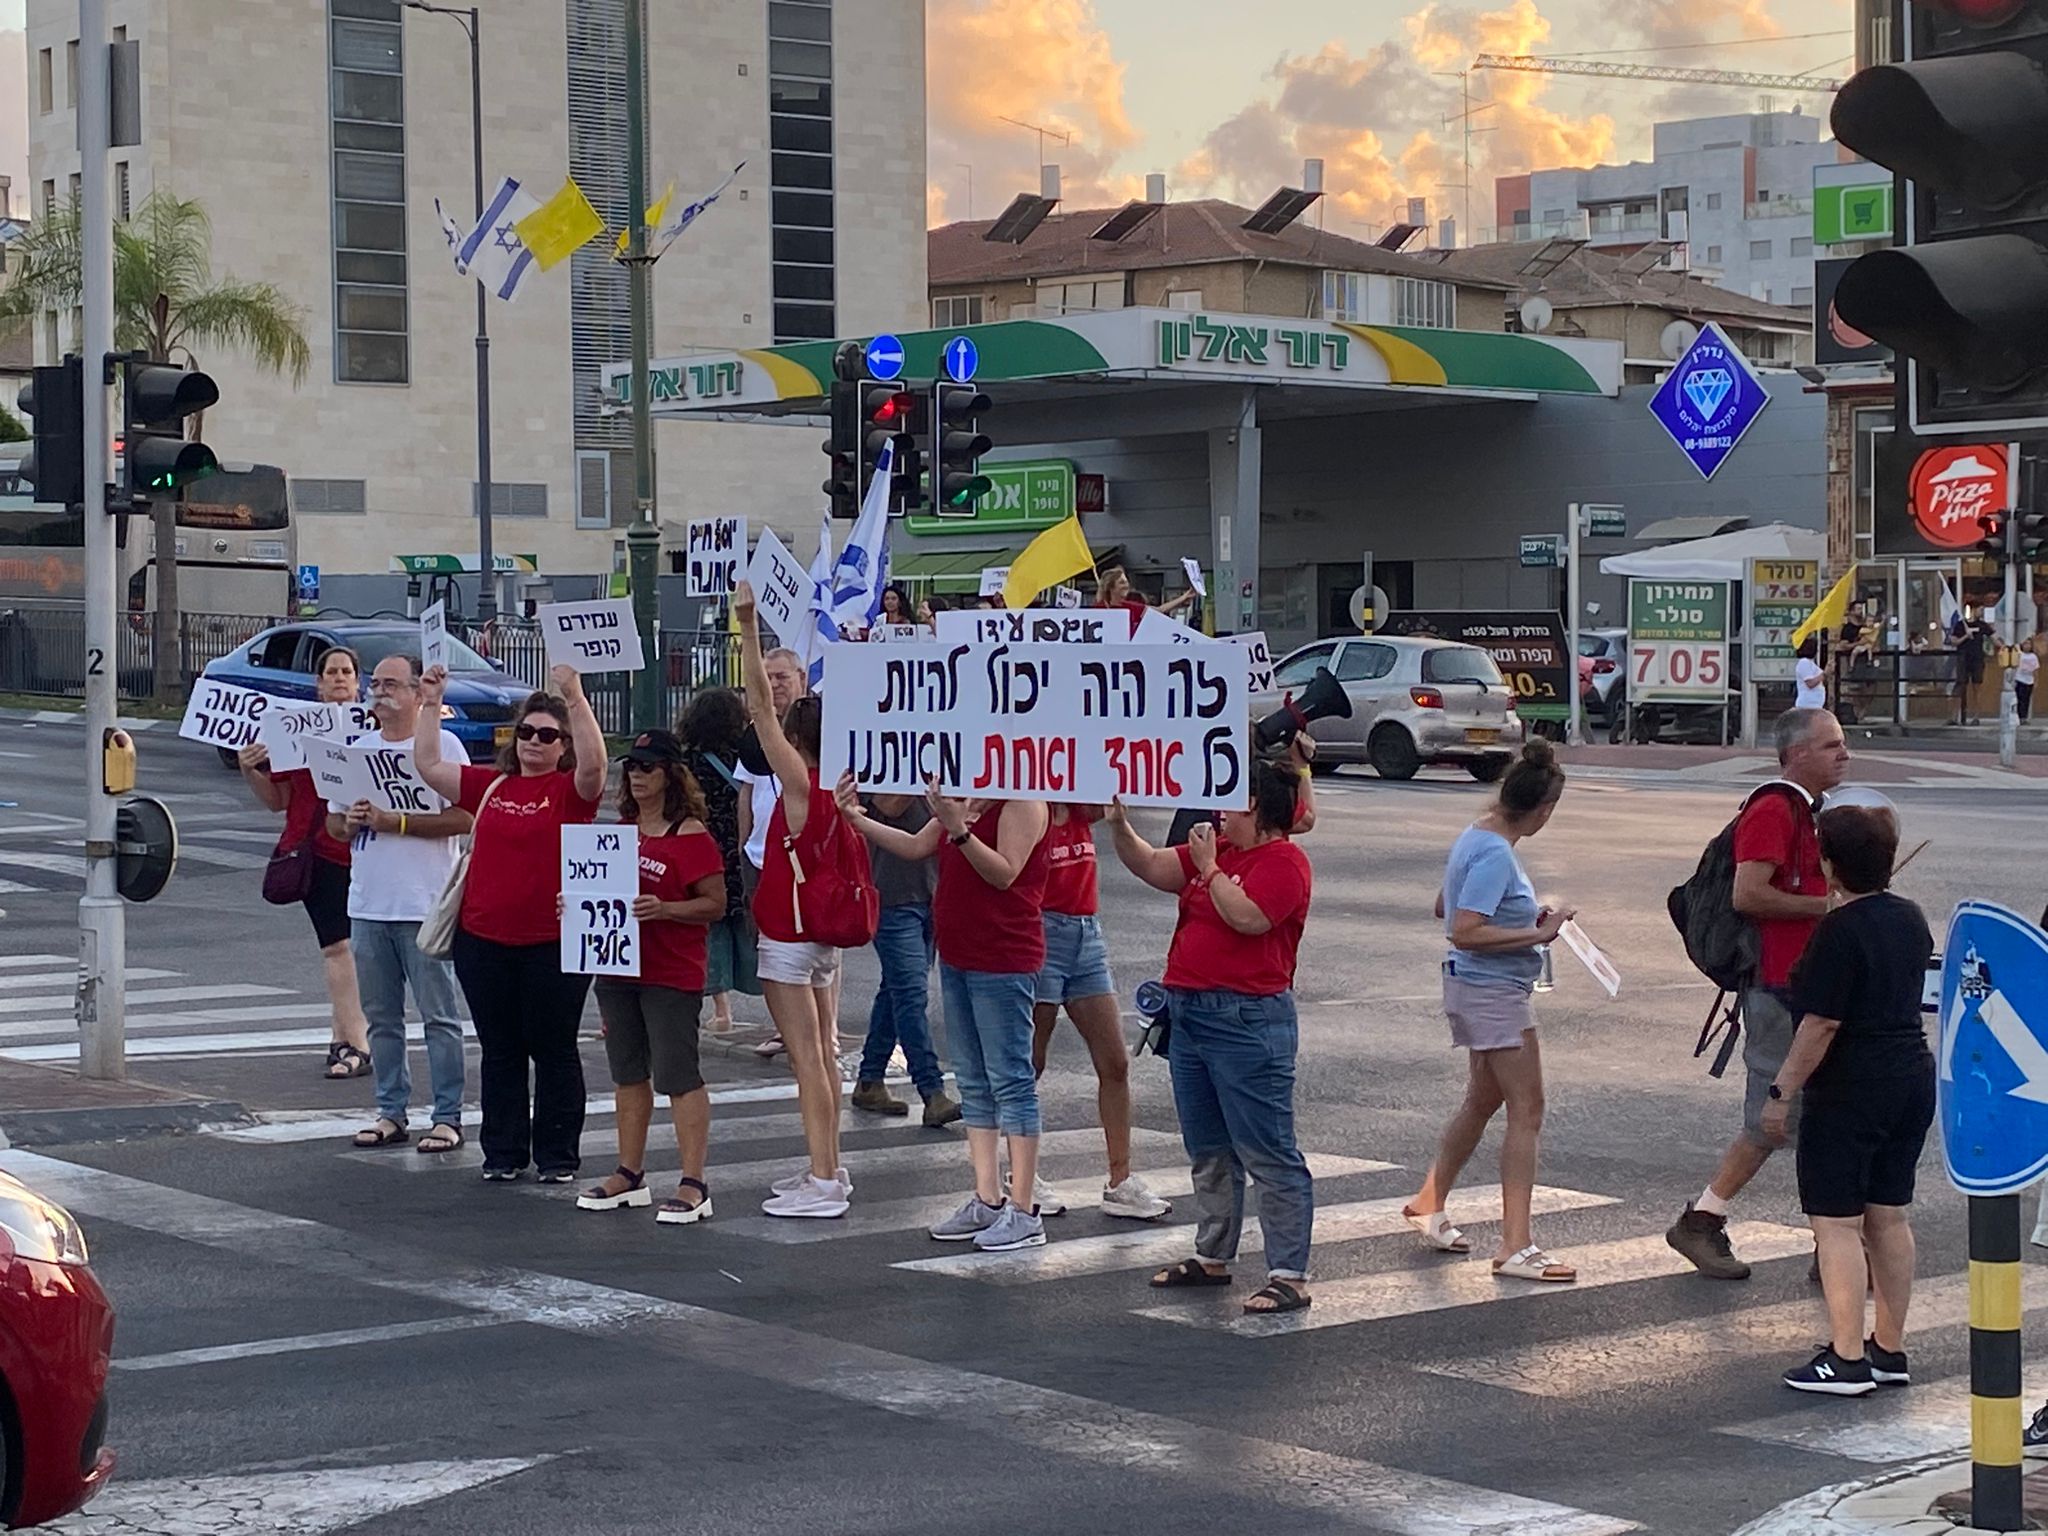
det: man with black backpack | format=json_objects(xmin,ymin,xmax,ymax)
[{"xmin": 1667, "ymin": 708, "xmax": 1850, "ymax": 1279}]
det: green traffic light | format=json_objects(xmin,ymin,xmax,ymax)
[{"xmin": 945, "ymin": 474, "xmax": 993, "ymax": 507}]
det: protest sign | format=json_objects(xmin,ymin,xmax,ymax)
[
  {"xmin": 349, "ymin": 738, "xmax": 448, "ymax": 815},
  {"xmin": 978, "ymin": 566, "xmax": 1009, "ymax": 597},
  {"xmin": 178, "ymin": 678, "xmax": 272, "ymax": 751},
  {"xmin": 258, "ymin": 700, "xmax": 374, "ymax": 772},
  {"xmin": 1132, "ymin": 607, "xmax": 1208, "ymax": 647},
  {"xmin": 560, "ymin": 824, "xmax": 639, "ymax": 976},
  {"xmin": 1054, "ymin": 586, "xmax": 1082, "ymax": 609},
  {"xmin": 1181, "ymin": 558, "xmax": 1208, "ymax": 598},
  {"xmin": 538, "ymin": 598, "xmax": 644, "ymax": 673},
  {"xmin": 745, "ymin": 526, "xmax": 812, "ymax": 645},
  {"xmin": 1229, "ymin": 631, "xmax": 1276, "ymax": 694},
  {"xmin": 307, "ymin": 735, "xmax": 377, "ymax": 809},
  {"xmin": 821, "ymin": 642, "xmax": 1251, "ymax": 809},
  {"xmin": 1558, "ymin": 919, "xmax": 1622, "ymax": 997},
  {"xmin": 867, "ymin": 624, "xmax": 925, "ymax": 644},
  {"xmin": 686, "ymin": 516, "xmax": 748, "ymax": 598},
  {"xmin": 934, "ymin": 608, "xmax": 1118, "ymax": 647},
  {"xmin": 420, "ymin": 600, "xmax": 450, "ymax": 673}
]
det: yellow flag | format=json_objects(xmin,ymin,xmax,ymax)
[
  {"xmin": 1791, "ymin": 565, "xmax": 1857, "ymax": 649},
  {"xmin": 614, "ymin": 182, "xmax": 675, "ymax": 255},
  {"xmin": 1003, "ymin": 516, "xmax": 1095, "ymax": 612},
  {"xmin": 512, "ymin": 177, "xmax": 604, "ymax": 271}
]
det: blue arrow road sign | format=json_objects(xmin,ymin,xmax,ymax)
[
  {"xmin": 1939, "ymin": 900, "xmax": 2048, "ymax": 1195},
  {"xmin": 295, "ymin": 564, "xmax": 320, "ymax": 601},
  {"xmin": 1647, "ymin": 321, "xmax": 1771, "ymax": 482},
  {"xmin": 865, "ymin": 333, "xmax": 906, "ymax": 382},
  {"xmin": 944, "ymin": 335, "xmax": 979, "ymax": 384}
]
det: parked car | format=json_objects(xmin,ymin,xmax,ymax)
[
  {"xmin": 1578, "ymin": 628, "xmax": 1628, "ymax": 722},
  {"xmin": 0, "ymin": 1167, "xmax": 115, "ymax": 1528},
  {"xmin": 1255, "ymin": 636, "xmax": 1524, "ymax": 781},
  {"xmin": 201, "ymin": 621, "xmax": 531, "ymax": 766}
]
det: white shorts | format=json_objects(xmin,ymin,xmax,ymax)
[{"xmin": 757, "ymin": 936, "xmax": 841, "ymax": 988}]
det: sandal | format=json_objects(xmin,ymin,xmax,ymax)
[
  {"xmin": 415, "ymin": 1124, "xmax": 464, "ymax": 1156},
  {"xmin": 1150, "ymin": 1258, "xmax": 1232, "ymax": 1289},
  {"xmin": 325, "ymin": 1042, "xmax": 370, "ymax": 1080},
  {"xmin": 352, "ymin": 1118, "xmax": 408, "ymax": 1149},
  {"xmin": 1242, "ymin": 1279, "xmax": 1312, "ymax": 1315},
  {"xmin": 657, "ymin": 1176, "xmax": 713, "ymax": 1225},
  {"xmin": 1403, "ymin": 1205, "xmax": 1471, "ymax": 1253},
  {"xmin": 577, "ymin": 1165, "xmax": 652, "ymax": 1212},
  {"xmin": 1493, "ymin": 1245, "xmax": 1577, "ymax": 1283}
]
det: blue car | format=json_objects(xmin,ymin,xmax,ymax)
[{"xmin": 201, "ymin": 620, "xmax": 531, "ymax": 765}]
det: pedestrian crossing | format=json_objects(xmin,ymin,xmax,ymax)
[
  {"xmin": 0, "ymin": 807, "xmax": 273, "ymax": 893},
  {"xmin": 0, "ymin": 954, "xmax": 328, "ymax": 1062}
]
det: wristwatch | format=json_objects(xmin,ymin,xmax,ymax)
[
  {"xmin": 1766, "ymin": 1083, "xmax": 1785, "ymax": 1101},
  {"xmin": 950, "ymin": 829, "xmax": 973, "ymax": 846}
]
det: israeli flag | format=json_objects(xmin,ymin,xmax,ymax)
[
  {"xmin": 805, "ymin": 519, "xmax": 837, "ymax": 689},
  {"xmin": 457, "ymin": 177, "xmax": 542, "ymax": 302},
  {"xmin": 655, "ymin": 162, "xmax": 747, "ymax": 255},
  {"xmin": 830, "ymin": 438, "xmax": 895, "ymax": 631},
  {"xmin": 1941, "ymin": 577, "xmax": 1965, "ymax": 636},
  {"xmin": 433, "ymin": 198, "xmax": 468, "ymax": 273}
]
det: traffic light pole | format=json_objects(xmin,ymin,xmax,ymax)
[
  {"xmin": 77, "ymin": 0, "xmax": 125, "ymax": 1080},
  {"xmin": 623, "ymin": 0, "xmax": 661, "ymax": 733}
]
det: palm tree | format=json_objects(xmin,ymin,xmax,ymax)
[{"xmin": 0, "ymin": 191, "xmax": 309, "ymax": 699}]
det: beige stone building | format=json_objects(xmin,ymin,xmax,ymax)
[{"xmin": 23, "ymin": 0, "xmax": 927, "ymax": 586}]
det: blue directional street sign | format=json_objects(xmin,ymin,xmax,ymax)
[
  {"xmin": 1646, "ymin": 321, "xmax": 1771, "ymax": 482},
  {"xmin": 864, "ymin": 333, "xmax": 906, "ymax": 382},
  {"xmin": 1939, "ymin": 900, "xmax": 2048, "ymax": 1195},
  {"xmin": 295, "ymin": 564, "xmax": 320, "ymax": 602},
  {"xmin": 944, "ymin": 334, "xmax": 979, "ymax": 384}
]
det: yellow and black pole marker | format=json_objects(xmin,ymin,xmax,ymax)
[{"xmin": 1970, "ymin": 1193, "xmax": 2024, "ymax": 1532}]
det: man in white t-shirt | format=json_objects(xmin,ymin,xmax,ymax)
[{"xmin": 326, "ymin": 653, "xmax": 474, "ymax": 1153}]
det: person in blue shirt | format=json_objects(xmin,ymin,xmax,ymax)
[{"xmin": 1402, "ymin": 738, "xmax": 1578, "ymax": 1284}]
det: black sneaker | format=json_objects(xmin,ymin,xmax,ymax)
[
  {"xmin": 2024, "ymin": 1403, "xmax": 2048, "ymax": 1457},
  {"xmin": 480, "ymin": 1165, "xmax": 522, "ymax": 1182},
  {"xmin": 1783, "ymin": 1345, "xmax": 1875, "ymax": 1397},
  {"xmin": 1865, "ymin": 1338, "xmax": 1909, "ymax": 1386},
  {"xmin": 535, "ymin": 1168, "xmax": 577, "ymax": 1185},
  {"xmin": 1666, "ymin": 1203, "xmax": 1752, "ymax": 1280}
]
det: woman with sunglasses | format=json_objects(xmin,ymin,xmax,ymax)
[
  {"xmin": 416, "ymin": 664, "xmax": 607, "ymax": 1183},
  {"xmin": 577, "ymin": 730, "xmax": 727, "ymax": 1224},
  {"xmin": 236, "ymin": 643, "xmax": 372, "ymax": 1080}
]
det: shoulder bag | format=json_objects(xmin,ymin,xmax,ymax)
[{"xmin": 417, "ymin": 774, "xmax": 507, "ymax": 960}]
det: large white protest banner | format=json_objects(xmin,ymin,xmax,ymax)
[
  {"xmin": 933, "ymin": 608, "xmax": 1119, "ymax": 647},
  {"xmin": 258, "ymin": 700, "xmax": 375, "ymax": 772},
  {"xmin": 178, "ymin": 678, "xmax": 272, "ymax": 751},
  {"xmin": 1230, "ymin": 631, "xmax": 1276, "ymax": 694},
  {"xmin": 685, "ymin": 516, "xmax": 748, "ymax": 598},
  {"xmin": 821, "ymin": 642, "xmax": 1251, "ymax": 809},
  {"xmin": 560, "ymin": 824, "xmax": 640, "ymax": 976},
  {"xmin": 538, "ymin": 598, "xmax": 644, "ymax": 672},
  {"xmin": 420, "ymin": 600, "xmax": 451, "ymax": 673},
  {"xmin": 744, "ymin": 526, "xmax": 812, "ymax": 645}
]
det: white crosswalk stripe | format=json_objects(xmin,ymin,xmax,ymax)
[
  {"xmin": 0, "ymin": 815, "xmax": 286, "ymax": 889},
  {"xmin": 1721, "ymin": 1371, "xmax": 2048, "ymax": 1464}
]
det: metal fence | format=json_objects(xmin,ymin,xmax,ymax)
[
  {"xmin": 1830, "ymin": 647, "xmax": 1967, "ymax": 727},
  {"xmin": 0, "ymin": 603, "xmax": 275, "ymax": 701},
  {"xmin": 457, "ymin": 620, "xmax": 746, "ymax": 733}
]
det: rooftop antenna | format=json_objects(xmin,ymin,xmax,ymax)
[
  {"xmin": 997, "ymin": 114, "xmax": 1073, "ymax": 176},
  {"xmin": 959, "ymin": 163, "xmax": 974, "ymax": 221},
  {"xmin": 1433, "ymin": 69, "xmax": 1497, "ymax": 247}
]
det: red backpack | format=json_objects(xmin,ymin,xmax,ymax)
[{"xmin": 778, "ymin": 802, "xmax": 881, "ymax": 949}]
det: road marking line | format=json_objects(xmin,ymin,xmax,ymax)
[
  {"xmin": 0, "ymin": 1004, "xmax": 338, "ymax": 1043},
  {"xmin": 2, "ymin": 1023, "xmax": 336, "ymax": 1061},
  {"xmin": 0, "ymin": 967, "xmax": 175, "ymax": 993},
  {"xmin": 5, "ymin": 1151, "xmax": 1638, "ymax": 1536},
  {"xmin": 113, "ymin": 1314, "xmax": 511, "ymax": 1372},
  {"xmin": 0, "ymin": 880, "xmax": 37, "ymax": 895},
  {"xmin": 1721, "ymin": 1371, "xmax": 2048, "ymax": 1464},
  {"xmin": 0, "ymin": 820, "xmax": 84, "ymax": 836},
  {"xmin": 1130, "ymin": 1221, "xmax": 1814, "ymax": 1337},
  {"xmin": 718, "ymin": 1153, "xmax": 1394, "ymax": 1248},
  {"xmin": 0, "ymin": 850, "xmax": 86, "ymax": 878},
  {"xmin": 897, "ymin": 1184, "xmax": 1611, "ymax": 1285},
  {"xmin": 1420, "ymin": 1268, "xmax": 2048, "ymax": 1398},
  {"xmin": 0, "ymin": 982, "xmax": 288, "ymax": 1020},
  {"xmin": 50, "ymin": 1460, "xmax": 545, "ymax": 1534},
  {"xmin": 0, "ymin": 954, "xmax": 73, "ymax": 969}
]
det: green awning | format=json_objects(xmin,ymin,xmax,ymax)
[{"xmin": 890, "ymin": 545, "xmax": 1025, "ymax": 593}]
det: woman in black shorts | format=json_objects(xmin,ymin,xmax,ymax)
[{"xmin": 1761, "ymin": 805, "xmax": 1935, "ymax": 1397}]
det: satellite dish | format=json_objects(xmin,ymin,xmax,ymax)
[
  {"xmin": 1660, "ymin": 320, "xmax": 1699, "ymax": 360},
  {"xmin": 1348, "ymin": 585, "xmax": 1393, "ymax": 632},
  {"xmin": 1519, "ymin": 296, "xmax": 1554, "ymax": 334}
]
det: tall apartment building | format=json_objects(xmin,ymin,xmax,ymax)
[
  {"xmin": 22, "ymin": 0, "xmax": 927, "ymax": 580},
  {"xmin": 1494, "ymin": 111, "xmax": 1849, "ymax": 308}
]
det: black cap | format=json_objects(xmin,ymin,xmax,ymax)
[{"xmin": 622, "ymin": 728, "xmax": 683, "ymax": 767}]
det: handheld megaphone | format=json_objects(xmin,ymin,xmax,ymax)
[{"xmin": 1255, "ymin": 666, "xmax": 1352, "ymax": 752}]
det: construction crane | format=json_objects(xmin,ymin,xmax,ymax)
[{"xmin": 1472, "ymin": 54, "xmax": 1847, "ymax": 94}]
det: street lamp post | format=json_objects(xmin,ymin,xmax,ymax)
[
  {"xmin": 623, "ymin": 0, "xmax": 661, "ymax": 733},
  {"xmin": 402, "ymin": 2, "xmax": 496, "ymax": 622}
]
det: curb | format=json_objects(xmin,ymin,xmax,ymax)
[
  {"xmin": 1733, "ymin": 1453, "xmax": 2040, "ymax": 1535},
  {"xmin": 0, "ymin": 1098, "xmax": 253, "ymax": 1149}
]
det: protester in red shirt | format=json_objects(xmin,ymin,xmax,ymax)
[
  {"xmin": 1106, "ymin": 760, "xmax": 1316, "ymax": 1315},
  {"xmin": 840, "ymin": 780, "xmax": 1053, "ymax": 1253},
  {"xmin": 1028, "ymin": 805, "xmax": 1171, "ymax": 1222},
  {"xmin": 235, "ymin": 643, "xmax": 370, "ymax": 1080},
  {"xmin": 1095, "ymin": 564, "xmax": 1196, "ymax": 636},
  {"xmin": 572, "ymin": 730, "xmax": 727, "ymax": 1225},
  {"xmin": 1667, "ymin": 706, "xmax": 1848, "ymax": 1280},
  {"xmin": 416, "ymin": 663, "xmax": 606, "ymax": 1184}
]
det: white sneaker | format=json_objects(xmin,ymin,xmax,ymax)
[
  {"xmin": 1101, "ymin": 1174, "xmax": 1173, "ymax": 1222},
  {"xmin": 761, "ymin": 1174, "xmax": 850, "ymax": 1219},
  {"xmin": 771, "ymin": 1163, "xmax": 852, "ymax": 1196},
  {"xmin": 1032, "ymin": 1173, "xmax": 1067, "ymax": 1217}
]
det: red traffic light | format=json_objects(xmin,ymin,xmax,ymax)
[{"xmin": 869, "ymin": 391, "xmax": 917, "ymax": 425}]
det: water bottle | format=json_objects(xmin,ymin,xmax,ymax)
[{"xmin": 1534, "ymin": 945, "xmax": 1556, "ymax": 994}]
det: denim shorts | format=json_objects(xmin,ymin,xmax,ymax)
[{"xmin": 1034, "ymin": 911, "xmax": 1114, "ymax": 1005}]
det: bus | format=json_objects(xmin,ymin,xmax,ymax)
[{"xmin": 0, "ymin": 449, "xmax": 295, "ymax": 616}]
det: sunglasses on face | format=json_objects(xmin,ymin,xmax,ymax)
[{"xmin": 516, "ymin": 724, "xmax": 565, "ymax": 744}]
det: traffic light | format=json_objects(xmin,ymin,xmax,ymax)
[
  {"xmin": 823, "ymin": 340, "xmax": 862, "ymax": 519},
  {"xmin": 2019, "ymin": 510, "xmax": 2048, "ymax": 560},
  {"xmin": 926, "ymin": 384, "xmax": 992, "ymax": 517},
  {"xmin": 119, "ymin": 356, "xmax": 218, "ymax": 506},
  {"xmin": 1830, "ymin": 3, "xmax": 2048, "ymax": 436},
  {"xmin": 860, "ymin": 383, "xmax": 918, "ymax": 515},
  {"xmin": 1977, "ymin": 510, "xmax": 2012, "ymax": 563},
  {"xmin": 18, "ymin": 357, "xmax": 85, "ymax": 507}
]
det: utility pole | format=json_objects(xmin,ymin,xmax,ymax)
[
  {"xmin": 1566, "ymin": 505, "xmax": 1584, "ymax": 747},
  {"xmin": 623, "ymin": 0, "xmax": 660, "ymax": 732},
  {"xmin": 77, "ymin": 0, "xmax": 125, "ymax": 1079}
]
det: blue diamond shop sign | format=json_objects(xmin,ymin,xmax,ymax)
[{"xmin": 1647, "ymin": 322, "xmax": 1772, "ymax": 481}]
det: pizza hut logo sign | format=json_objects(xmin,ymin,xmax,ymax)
[{"xmin": 1909, "ymin": 444, "xmax": 2012, "ymax": 550}]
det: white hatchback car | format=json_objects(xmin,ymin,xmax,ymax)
[{"xmin": 1254, "ymin": 635, "xmax": 1525, "ymax": 781}]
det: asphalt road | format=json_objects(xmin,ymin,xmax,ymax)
[{"xmin": 5, "ymin": 717, "xmax": 2048, "ymax": 1536}]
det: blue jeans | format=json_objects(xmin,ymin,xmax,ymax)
[
  {"xmin": 938, "ymin": 962, "xmax": 1040, "ymax": 1137},
  {"xmin": 860, "ymin": 904, "xmax": 946, "ymax": 1098},
  {"xmin": 1166, "ymin": 987, "xmax": 1313, "ymax": 1281},
  {"xmin": 353, "ymin": 917, "xmax": 466, "ymax": 1128}
]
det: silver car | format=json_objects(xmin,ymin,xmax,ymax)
[{"xmin": 1257, "ymin": 635, "xmax": 1525, "ymax": 782}]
